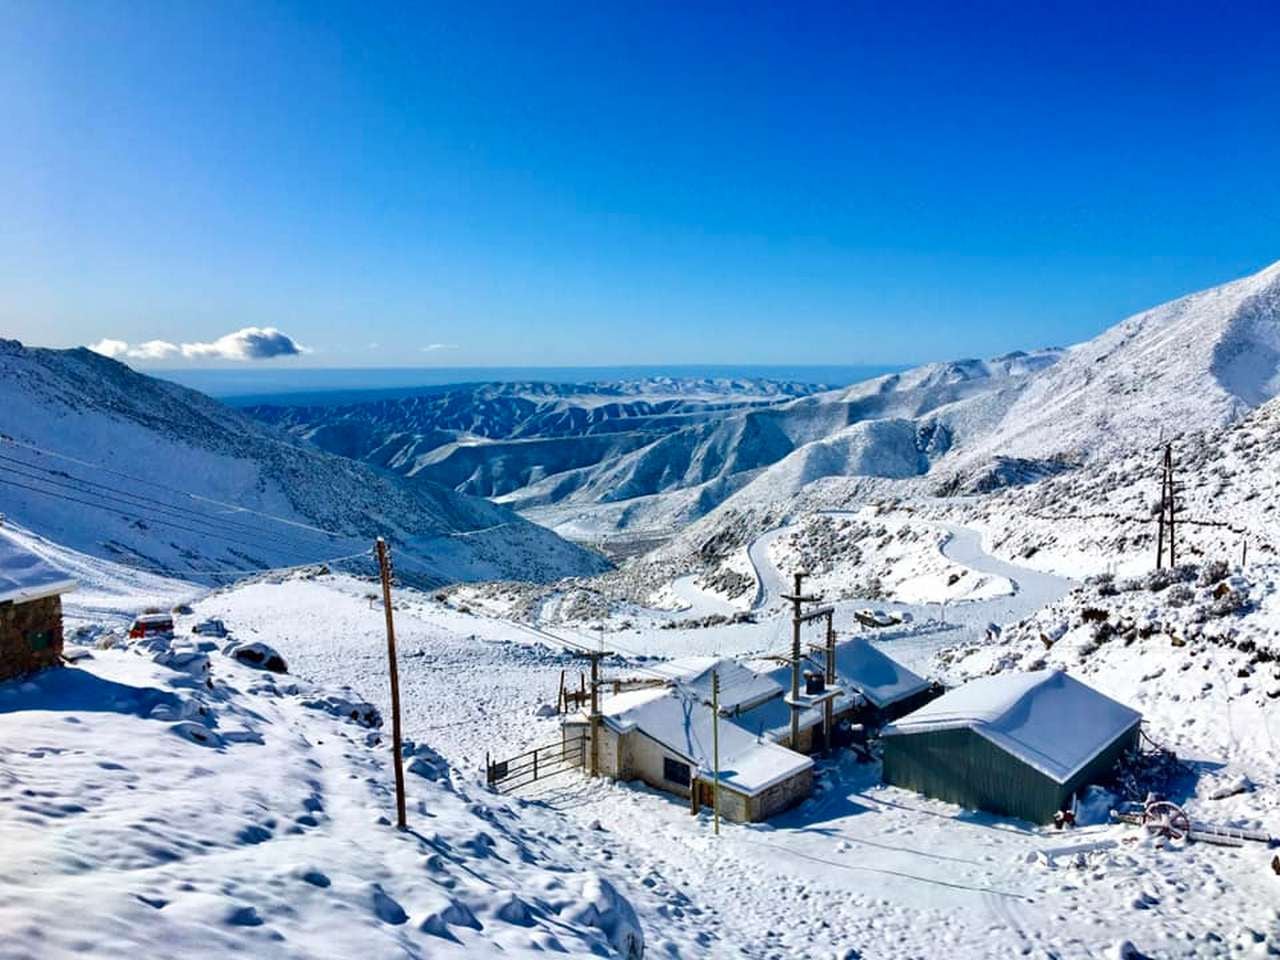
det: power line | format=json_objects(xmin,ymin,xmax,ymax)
[
  {"xmin": 0, "ymin": 474, "xmax": 285, "ymax": 556},
  {"xmin": 0, "ymin": 434, "xmax": 339, "ymax": 538},
  {"xmin": 0, "ymin": 460, "xmax": 317, "ymax": 551},
  {"xmin": 0, "ymin": 449, "xmax": 307, "ymax": 542}
]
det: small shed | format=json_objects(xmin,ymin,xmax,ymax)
[
  {"xmin": 881, "ymin": 670, "xmax": 1141, "ymax": 824},
  {"xmin": 0, "ymin": 537, "xmax": 77, "ymax": 682},
  {"xmin": 567, "ymin": 686, "xmax": 814, "ymax": 822},
  {"xmin": 831, "ymin": 637, "xmax": 936, "ymax": 723}
]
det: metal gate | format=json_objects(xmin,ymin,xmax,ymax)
[{"xmin": 486, "ymin": 735, "xmax": 586, "ymax": 793}]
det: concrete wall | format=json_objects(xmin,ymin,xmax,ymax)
[
  {"xmin": 619, "ymin": 727, "xmax": 693, "ymax": 800},
  {"xmin": 0, "ymin": 595, "xmax": 63, "ymax": 683}
]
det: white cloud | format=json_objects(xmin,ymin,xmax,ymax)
[
  {"xmin": 420, "ymin": 343, "xmax": 459, "ymax": 352},
  {"xmin": 128, "ymin": 339, "xmax": 180, "ymax": 360},
  {"xmin": 180, "ymin": 327, "xmax": 308, "ymax": 360},
  {"xmin": 88, "ymin": 338, "xmax": 129, "ymax": 358}
]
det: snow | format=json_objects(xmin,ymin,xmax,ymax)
[
  {"xmin": 594, "ymin": 687, "xmax": 815, "ymax": 797},
  {"xmin": 0, "ymin": 531, "xmax": 76, "ymax": 604},
  {"xmin": 831, "ymin": 636, "xmax": 931, "ymax": 710},
  {"xmin": 12, "ymin": 257, "xmax": 1280, "ymax": 955},
  {"xmin": 885, "ymin": 669, "xmax": 1142, "ymax": 783},
  {"xmin": 8, "ymin": 517, "xmax": 1277, "ymax": 957},
  {"xmin": 0, "ymin": 340, "xmax": 605, "ymax": 588},
  {"xmin": 0, "ymin": 615, "xmax": 701, "ymax": 958},
  {"xmin": 645, "ymin": 655, "xmax": 783, "ymax": 712}
]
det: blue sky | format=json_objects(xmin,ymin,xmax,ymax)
[{"xmin": 3, "ymin": 1, "xmax": 1278, "ymax": 367}]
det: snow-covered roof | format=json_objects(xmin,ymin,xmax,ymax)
[
  {"xmin": 646, "ymin": 656, "xmax": 784, "ymax": 713},
  {"xmin": 832, "ymin": 637, "xmax": 930, "ymax": 709},
  {"xmin": 596, "ymin": 687, "xmax": 813, "ymax": 797},
  {"xmin": 883, "ymin": 670, "xmax": 1141, "ymax": 784},
  {"xmin": 0, "ymin": 536, "xmax": 76, "ymax": 605},
  {"xmin": 731, "ymin": 690, "xmax": 825, "ymax": 743}
]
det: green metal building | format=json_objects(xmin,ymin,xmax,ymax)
[{"xmin": 881, "ymin": 669, "xmax": 1141, "ymax": 824}]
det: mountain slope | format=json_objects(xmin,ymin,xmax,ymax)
[
  {"xmin": 953, "ymin": 259, "xmax": 1280, "ymax": 468},
  {"xmin": 0, "ymin": 341, "xmax": 605, "ymax": 585},
  {"xmin": 247, "ymin": 379, "xmax": 827, "ymax": 504}
]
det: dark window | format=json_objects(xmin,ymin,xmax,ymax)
[
  {"xmin": 26, "ymin": 629, "xmax": 52, "ymax": 652},
  {"xmin": 663, "ymin": 757, "xmax": 691, "ymax": 785}
]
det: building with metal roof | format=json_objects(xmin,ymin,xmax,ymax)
[{"xmin": 881, "ymin": 669, "xmax": 1141, "ymax": 824}]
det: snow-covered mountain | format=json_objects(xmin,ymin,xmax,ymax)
[
  {"xmin": 0, "ymin": 341, "xmax": 605, "ymax": 585},
  {"xmin": 232, "ymin": 260, "xmax": 1280, "ymax": 563},
  {"xmin": 246, "ymin": 378, "xmax": 827, "ymax": 502},
  {"xmin": 621, "ymin": 260, "xmax": 1280, "ymax": 569},
  {"xmin": 245, "ymin": 358, "xmax": 1065, "ymax": 530},
  {"xmin": 951, "ymin": 258, "xmax": 1280, "ymax": 469}
]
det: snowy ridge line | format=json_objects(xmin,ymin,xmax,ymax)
[{"xmin": 0, "ymin": 433, "xmax": 339, "ymax": 538}]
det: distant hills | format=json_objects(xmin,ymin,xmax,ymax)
[
  {"xmin": 239, "ymin": 260, "xmax": 1280, "ymax": 554},
  {"xmin": 0, "ymin": 341, "xmax": 606, "ymax": 585}
]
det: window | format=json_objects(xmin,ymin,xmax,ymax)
[
  {"xmin": 26, "ymin": 629, "xmax": 52, "ymax": 652},
  {"xmin": 663, "ymin": 757, "xmax": 691, "ymax": 785}
]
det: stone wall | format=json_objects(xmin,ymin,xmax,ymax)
[
  {"xmin": 748, "ymin": 767, "xmax": 815, "ymax": 821},
  {"xmin": 0, "ymin": 595, "xmax": 64, "ymax": 682}
]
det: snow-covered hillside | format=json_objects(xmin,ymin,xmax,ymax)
[
  {"xmin": 611, "ymin": 261, "xmax": 1280, "ymax": 582},
  {"xmin": 234, "ymin": 263, "xmax": 1280, "ymax": 556},
  {"xmin": 923, "ymin": 389, "xmax": 1280, "ymax": 579},
  {"xmin": 0, "ymin": 341, "xmax": 605, "ymax": 586},
  {"xmin": 951, "ymin": 259, "xmax": 1280, "ymax": 469},
  {"xmin": 0, "ymin": 624, "xmax": 671, "ymax": 958}
]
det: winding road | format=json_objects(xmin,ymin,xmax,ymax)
[{"xmin": 742, "ymin": 512, "xmax": 1074, "ymax": 671}]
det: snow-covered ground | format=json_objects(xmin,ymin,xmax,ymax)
[
  {"xmin": 5, "ymin": 492, "xmax": 1279, "ymax": 958},
  {"xmin": 186, "ymin": 558, "xmax": 1276, "ymax": 958},
  {"xmin": 0, "ymin": 580, "xmax": 714, "ymax": 958}
]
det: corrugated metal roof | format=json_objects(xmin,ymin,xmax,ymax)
[
  {"xmin": 831, "ymin": 637, "xmax": 930, "ymax": 709},
  {"xmin": 883, "ymin": 670, "xmax": 1141, "ymax": 784}
]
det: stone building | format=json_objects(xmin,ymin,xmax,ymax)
[
  {"xmin": 565, "ymin": 666, "xmax": 814, "ymax": 823},
  {"xmin": 0, "ymin": 537, "xmax": 76, "ymax": 682}
]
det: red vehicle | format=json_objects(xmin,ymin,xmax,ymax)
[{"xmin": 128, "ymin": 612, "xmax": 175, "ymax": 639}]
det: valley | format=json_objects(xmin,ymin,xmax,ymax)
[{"xmin": 5, "ymin": 261, "xmax": 1280, "ymax": 958}]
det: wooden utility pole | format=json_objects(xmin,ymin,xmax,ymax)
[
  {"xmin": 588, "ymin": 650, "xmax": 604, "ymax": 777},
  {"xmin": 375, "ymin": 537, "xmax": 408, "ymax": 831},
  {"xmin": 780, "ymin": 572, "xmax": 819, "ymax": 749},
  {"xmin": 712, "ymin": 669, "xmax": 721, "ymax": 836},
  {"xmin": 823, "ymin": 610, "xmax": 835, "ymax": 754},
  {"xmin": 1156, "ymin": 444, "xmax": 1180, "ymax": 570}
]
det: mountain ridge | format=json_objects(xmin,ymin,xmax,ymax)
[{"xmin": 0, "ymin": 341, "xmax": 606, "ymax": 585}]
